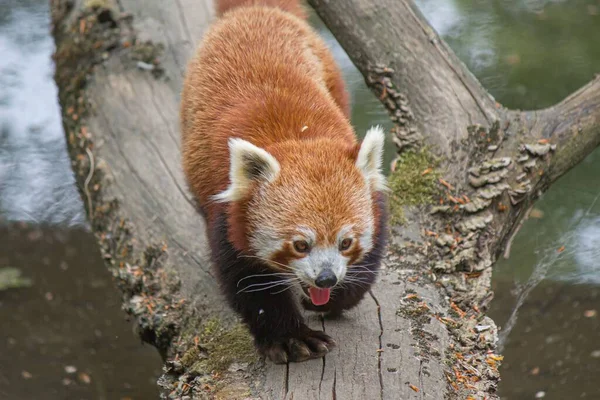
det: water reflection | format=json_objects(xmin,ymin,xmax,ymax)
[
  {"xmin": 0, "ymin": 223, "xmax": 162, "ymax": 399},
  {"xmin": 572, "ymin": 217, "xmax": 600, "ymax": 284},
  {"xmin": 417, "ymin": 0, "xmax": 600, "ymax": 110},
  {"xmin": 0, "ymin": 0, "xmax": 84, "ymax": 226}
]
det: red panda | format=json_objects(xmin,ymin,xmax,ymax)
[{"xmin": 180, "ymin": 0, "xmax": 388, "ymax": 364}]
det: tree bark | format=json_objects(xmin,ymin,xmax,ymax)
[{"xmin": 49, "ymin": 0, "xmax": 600, "ymax": 399}]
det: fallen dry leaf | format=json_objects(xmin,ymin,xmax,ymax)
[
  {"xmin": 439, "ymin": 178, "xmax": 455, "ymax": 190},
  {"xmin": 78, "ymin": 372, "xmax": 92, "ymax": 384}
]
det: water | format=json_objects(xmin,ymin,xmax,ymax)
[
  {"xmin": 0, "ymin": 223, "xmax": 162, "ymax": 399},
  {"xmin": 488, "ymin": 153, "xmax": 600, "ymax": 400},
  {"xmin": 415, "ymin": 0, "xmax": 600, "ymax": 398},
  {"xmin": 0, "ymin": 1, "xmax": 162, "ymax": 398},
  {"xmin": 1, "ymin": 0, "xmax": 599, "ymax": 399},
  {"xmin": 0, "ymin": 0, "xmax": 85, "ymax": 226},
  {"xmin": 417, "ymin": 0, "xmax": 600, "ymax": 110}
]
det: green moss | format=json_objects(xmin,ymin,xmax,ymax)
[
  {"xmin": 84, "ymin": 0, "xmax": 112, "ymax": 9},
  {"xmin": 181, "ymin": 318, "xmax": 257, "ymax": 375},
  {"xmin": 388, "ymin": 148, "xmax": 441, "ymax": 224},
  {"xmin": 131, "ymin": 41, "xmax": 164, "ymax": 64}
]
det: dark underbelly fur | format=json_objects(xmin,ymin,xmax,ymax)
[{"xmin": 206, "ymin": 193, "xmax": 388, "ymax": 363}]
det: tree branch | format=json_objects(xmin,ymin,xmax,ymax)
[
  {"xmin": 537, "ymin": 76, "xmax": 600, "ymax": 183},
  {"xmin": 307, "ymin": 0, "xmax": 499, "ymax": 162}
]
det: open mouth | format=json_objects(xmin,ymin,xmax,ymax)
[{"xmin": 300, "ymin": 283, "xmax": 332, "ymax": 306}]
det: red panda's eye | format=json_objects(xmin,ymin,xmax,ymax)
[
  {"xmin": 293, "ymin": 240, "xmax": 310, "ymax": 253},
  {"xmin": 340, "ymin": 238, "xmax": 353, "ymax": 251}
]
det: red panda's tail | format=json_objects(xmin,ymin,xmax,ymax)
[{"xmin": 215, "ymin": 0, "xmax": 307, "ymax": 20}]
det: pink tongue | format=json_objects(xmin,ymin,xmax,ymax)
[{"xmin": 308, "ymin": 287, "xmax": 331, "ymax": 306}]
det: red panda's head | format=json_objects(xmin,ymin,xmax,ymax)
[{"xmin": 213, "ymin": 126, "xmax": 387, "ymax": 305}]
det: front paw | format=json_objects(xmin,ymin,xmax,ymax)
[{"xmin": 259, "ymin": 327, "xmax": 336, "ymax": 364}]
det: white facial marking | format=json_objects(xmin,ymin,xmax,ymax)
[
  {"xmin": 290, "ymin": 246, "xmax": 348, "ymax": 286},
  {"xmin": 213, "ymin": 138, "xmax": 280, "ymax": 203},
  {"xmin": 294, "ymin": 226, "xmax": 316, "ymax": 246},
  {"xmin": 356, "ymin": 125, "xmax": 388, "ymax": 192},
  {"xmin": 336, "ymin": 225, "xmax": 354, "ymax": 245},
  {"xmin": 251, "ymin": 226, "xmax": 284, "ymax": 261},
  {"xmin": 359, "ymin": 216, "xmax": 375, "ymax": 254}
]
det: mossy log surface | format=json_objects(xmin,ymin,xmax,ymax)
[{"xmin": 50, "ymin": 0, "xmax": 600, "ymax": 399}]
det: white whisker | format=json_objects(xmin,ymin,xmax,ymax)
[
  {"xmin": 341, "ymin": 276, "xmax": 372, "ymax": 289},
  {"xmin": 236, "ymin": 272, "xmax": 296, "ymax": 287},
  {"xmin": 348, "ymin": 269, "xmax": 378, "ymax": 275},
  {"xmin": 237, "ymin": 279, "xmax": 299, "ymax": 294}
]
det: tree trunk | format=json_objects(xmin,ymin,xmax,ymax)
[{"xmin": 49, "ymin": 0, "xmax": 600, "ymax": 399}]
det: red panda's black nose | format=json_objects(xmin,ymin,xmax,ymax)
[{"xmin": 315, "ymin": 269, "xmax": 337, "ymax": 288}]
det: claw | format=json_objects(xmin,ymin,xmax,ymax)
[
  {"xmin": 260, "ymin": 328, "xmax": 335, "ymax": 363},
  {"xmin": 265, "ymin": 342, "xmax": 288, "ymax": 364}
]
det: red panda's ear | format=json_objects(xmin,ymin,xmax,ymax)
[
  {"xmin": 356, "ymin": 126, "xmax": 388, "ymax": 192},
  {"xmin": 212, "ymin": 138, "xmax": 281, "ymax": 203}
]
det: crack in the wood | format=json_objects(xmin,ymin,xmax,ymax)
[
  {"xmin": 97, "ymin": 108, "xmax": 215, "ymax": 280},
  {"xmin": 332, "ymin": 368, "xmax": 337, "ymax": 400},
  {"xmin": 319, "ymin": 315, "xmax": 326, "ymax": 395},
  {"xmin": 174, "ymin": 0, "xmax": 194, "ymax": 45},
  {"xmin": 284, "ymin": 362, "xmax": 290, "ymax": 397},
  {"xmin": 418, "ymin": 360, "xmax": 425, "ymax": 400},
  {"xmin": 141, "ymin": 122, "xmax": 198, "ymax": 211},
  {"xmin": 369, "ymin": 290, "xmax": 384, "ymax": 400},
  {"xmin": 145, "ymin": 76, "xmax": 183, "ymax": 148},
  {"xmin": 97, "ymin": 108, "xmax": 164, "ymax": 208},
  {"xmin": 123, "ymin": 76, "xmax": 199, "ymax": 212}
]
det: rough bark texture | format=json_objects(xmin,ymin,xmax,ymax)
[{"xmin": 49, "ymin": 0, "xmax": 600, "ymax": 399}]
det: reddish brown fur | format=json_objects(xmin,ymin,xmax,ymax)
[
  {"xmin": 181, "ymin": 1, "xmax": 362, "ymax": 252},
  {"xmin": 180, "ymin": 0, "xmax": 388, "ymax": 363},
  {"xmin": 271, "ymin": 242, "xmax": 299, "ymax": 271},
  {"xmin": 216, "ymin": 0, "xmax": 307, "ymax": 19}
]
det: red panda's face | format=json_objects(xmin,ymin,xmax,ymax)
[{"xmin": 214, "ymin": 127, "xmax": 387, "ymax": 305}]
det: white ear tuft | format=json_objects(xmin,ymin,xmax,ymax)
[
  {"xmin": 356, "ymin": 125, "xmax": 387, "ymax": 191},
  {"xmin": 212, "ymin": 138, "xmax": 281, "ymax": 203}
]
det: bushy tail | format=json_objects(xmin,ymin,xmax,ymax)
[{"xmin": 215, "ymin": 0, "xmax": 307, "ymax": 19}]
